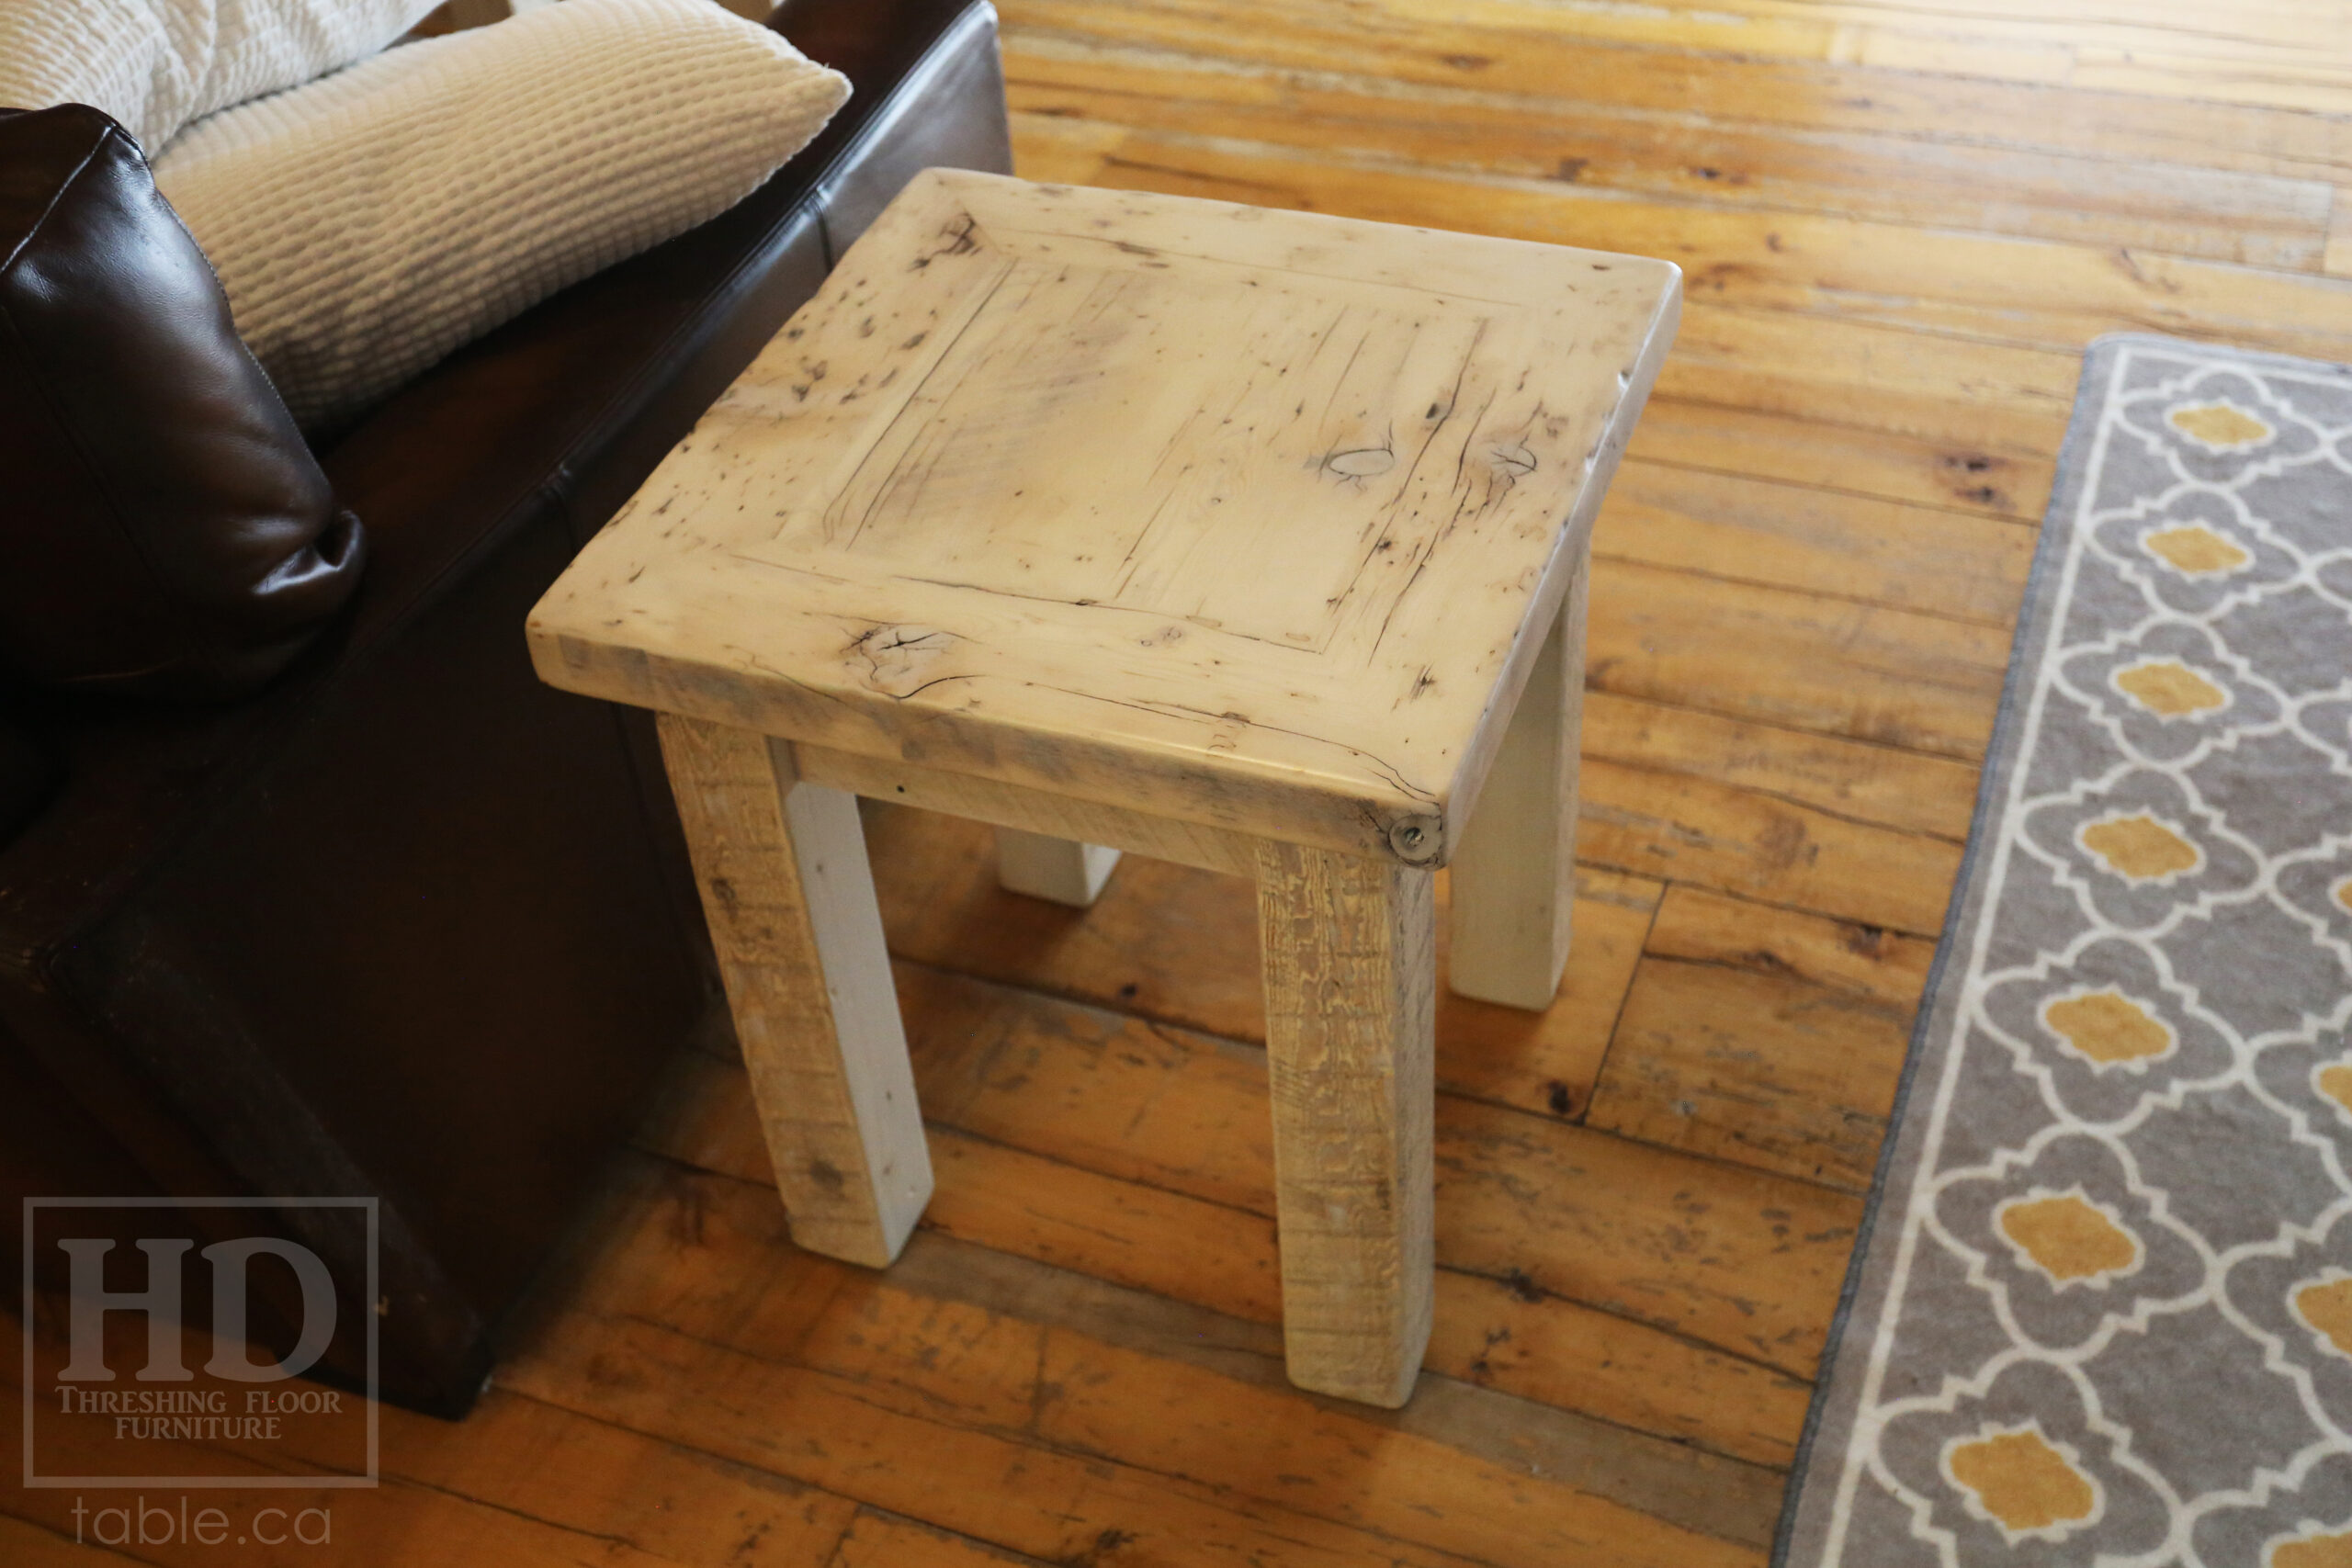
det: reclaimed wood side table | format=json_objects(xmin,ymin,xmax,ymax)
[{"xmin": 528, "ymin": 171, "xmax": 1679, "ymax": 1407}]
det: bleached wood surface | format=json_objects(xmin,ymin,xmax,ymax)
[
  {"xmin": 656, "ymin": 714, "xmax": 933, "ymax": 1268},
  {"xmin": 994, "ymin": 829, "xmax": 1123, "ymax": 907},
  {"xmin": 1448, "ymin": 559, "xmax": 1589, "ymax": 1009},
  {"xmin": 790, "ymin": 739, "xmax": 1263, "ymax": 875},
  {"xmin": 531, "ymin": 169, "xmax": 1679, "ymax": 867},
  {"xmin": 537, "ymin": 171, "xmax": 1679, "ymax": 1405}
]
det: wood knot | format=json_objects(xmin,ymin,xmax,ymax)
[
  {"xmin": 1325, "ymin": 447, "xmax": 1396, "ymax": 479},
  {"xmin": 850, "ymin": 624, "xmax": 957, "ymax": 697}
]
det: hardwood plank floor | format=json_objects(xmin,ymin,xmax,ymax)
[{"xmin": 12, "ymin": 2, "xmax": 2351, "ymax": 1562}]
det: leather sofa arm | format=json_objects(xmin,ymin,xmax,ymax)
[{"xmin": 0, "ymin": 0, "xmax": 1006, "ymax": 959}]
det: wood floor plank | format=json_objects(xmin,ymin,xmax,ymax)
[
  {"xmin": 3, "ymin": 1321, "xmax": 867, "ymax": 1568},
  {"xmin": 1586, "ymin": 558, "xmax": 2014, "ymax": 761},
  {"xmin": 1023, "ymin": 1317, "xmax": 1762, "ymax": 1568},
  {"xmin": 924, "ymin": 1125, "xmax": 1285, "ymax": 1323},
  {"xmin": 1594, "ymin": 460, "xmax": 2036, "ymax": 628},
  {"xmin": 1627, "ymin": 396, "xmax": 2054, "ymax": 521},
  {"xmin": 1015, "ymin": 0, "xmax": 2352, "ymax": 100},
  {"xmin": 2069, "ymin": 45, "xmax": 2352, "ymax": 113},
  {"xmin": 564, "ymin": 1141, "xmax": 1804, "ymax": 1517},
  {"xmin": 1586, "ymin": 955, "xmax": 1912, "ymax": 1190},
  {"xmin": 1412, "ymin": 0, "xmax": 2352, "ymax": 87},
  {"xmin": 1, "ymin": 1414, "xmax": 736, "ymax": 1568},
  {"xmin": 1656, "ymin": 304, "xmax": 2080, "ymax": 457},
  {"xmin": 862, "ymin": 803, "xmax": 1661, "ymax": 1122},
  {"xmin": 376, "ymin": 1389, "xmax": 865, "ymax": 1567},
  {"xmin": 1575, "ymin": 757, "xmax": 1962, "ymax": 933},
  {"xmin": 1582, "ymin": 863, "xmax": 1941, "ymax": 1197},
  {"xmin": 1581, "ymin": 694, "xmax": 1980, "ymax": 843},
  {"xmin": 875, "ymin": 1238, "xmax": 1792, "ymax": 1539},
  {"xmin": 1011, "ymin": 117, "xmax": 2352, "ymax": 362},
  {"xmin": 831, "ymin": 1509, "xmax": 1057, "ymax": 1568},
  {"xmin": 1428, "ymin": 1269, "xmax": 1813, "ymax": 1469},
  {"xmin": 766, "ymin": 1259, "xmax": 1769, "ymax": 1566},
  {"xmin": 633, "ymin": 1055, "xmax": 1814, "ymax": 1466},
  {"xmin": 1005, "ymin": 36, "xmax": 2335, "ymax": 266},
  {"xmin": 506, "ymin": 1308, "xmax": 1584, "ymax": 1568},
  {"xmin": 1645, "ymin": 885, "xmax": 1939, "ymax": 1007},
  {"xmin": 1001, "ymin": 1, "xmax": 2352, "ymax": 182},
  {"xmin": 648, "ymin": 959, "xmax": 1859, "ymax": 1376},
  {"xmin": 0, "ymin": 1515, "xmax": 138, "ymax": 1567},
  {"xmin": 890, "ymin": 967, "xmax": 1860, "ymax": 1372}
]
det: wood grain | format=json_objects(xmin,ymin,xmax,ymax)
[
  {"xmin": 1586, "ymin": 956, "xmax": 1913, "ymax": 1191},
  {"xmin": 657, "ymin": 713, "xmax": 933, "ymax": 1268},
  {"xmin": 1002, "ymin": 0, "xmax": 2352, "ymax": 115},
  {"xmin": 507, "ymin": 1309, "xmax": 1514, "ymax": 1568},
  {"xmin": 881, "ymin": 962, "xmax": 1860, "ymax": 1375},
  {"xmin": 1009, "ymin": 117, "xmax": 2352, "ymax": 362},
  {"xmin": 0, "ymin": 1336, "xmax": 862, "ymax": 1568},
  {"xmin": 1575, "ymin": 757, "xmax": 1965, "ymax": 934},
  {"xmin": 1004, "ymin": 0, "xmax": 2352, "ymax": 181},
  {"xmin": 860, "ymin": 802, "xmax": 1658, "ymax": 1120},
  {"xmin": 1578, "ymin": 693, "xmax": 1982, "ymax": 842},
  {"xmin": 96, "ymin": 3, "xmax": 2352, "ymax": 1561},
  {"xmin": 1005, "ymin": 37, "xmax": 2335, "ymax": 266},
  {"xmin": 0, "ymin": 1517, "xmax": 130, "ymax": 1567},
  {"xmin": 533, "ymin": 169, "xmax": 1680, "ymax": 863},
  {"xmin": 1586, "ymin": 558, "xmax": 2014, "ymax": 760},
  {"xmin": 796, "ymin": 739, "xmax": 1263, "ymax": 875},
  {"xmin": 831, "ymin": 1510, "xmax": 1056, "ymax": 1568},
  {"xmin": 1592, "ymin": 461, "xmax": 2036, "ymax": 627},
  {"xmin": 1255, "ymin": 840, "xmax": 1438, "ymax": 1405}
]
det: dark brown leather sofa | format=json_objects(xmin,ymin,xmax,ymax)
[{"xmin": 0, "ymin": 0, "xmax": 1010, "ymax": 1417}]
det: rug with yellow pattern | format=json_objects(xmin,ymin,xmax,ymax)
[{"xmin": 1775, "ymin": 334, "xmax": 2352, "ymax": 1568}]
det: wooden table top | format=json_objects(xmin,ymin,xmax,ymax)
[{"xmin": 529, "ymin": 170, "xmax": 1679, "ymax": 862}]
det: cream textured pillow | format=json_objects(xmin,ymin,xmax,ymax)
[
  {"xmin": 0, "ymin": 0, "xmax": 441, "ymax": 152},
  {"xmin": 153, "ymin": 0, "xmax": 851, "ymax": 433}
]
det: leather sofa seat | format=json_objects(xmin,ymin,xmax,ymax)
[{"xmin": 0, "ymin": 0, "xmax": 1011, "ymax": 1416}]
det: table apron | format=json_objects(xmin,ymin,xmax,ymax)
[{"xmin": 787, "ymin": 739, "xmax": 1269, "ymax": 878}]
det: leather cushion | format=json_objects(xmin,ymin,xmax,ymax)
[{"xmin": 0, "ymin": 103, "xmax": 365, "ymax": 699}]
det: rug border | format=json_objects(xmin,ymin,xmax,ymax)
[{"xmin": 1763, "ymin": 330, "xmax": 2351, "ymax": 1566}]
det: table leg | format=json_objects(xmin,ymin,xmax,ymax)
[
  {"xmin": 1447, "ymin": 555, "xmax": 1588, "ymax": 1010},
  {"xmin": 656, "ymin": 714, "xmax": 933, "ymax": 1268},
  {"xmin": 1254, "ymin": 841, "xmax": 1436, "ymax": 1407},
  {"xmin": 994, "ymin": 829, "xmax": 1123, "ymax": 908}
]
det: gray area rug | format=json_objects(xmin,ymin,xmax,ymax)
[{"xmin": 1775, "ymin": 334, "xmax": 2352, "ymax": 1568}]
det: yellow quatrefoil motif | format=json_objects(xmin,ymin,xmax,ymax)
[
  {"xmin": 2043, "ymin": 991, "xmax": 2173, "ymax": 1066},
  {"xmin": 1948, "ymin": 1429, "xmax": 2098, "ymax": 1533},
  {"xmin": 2000, "ymin": 1195, "xmax": 2139, "ymax": 1282},
  {"xmin": 2115, "ymin": 660, "xmax": 2228, "ymax": 717},
  {"xmin": 2081, "ymin": 815, "xmax": 2199, "ymax": 880},
  {"xmin": 2143, "ymin": 524, "xmax": 2251, "ymax": 576},
  {"xmin": 2316, "ymin": 1063, "xmax": 2352, "ymax": 1122},
  {"xmin": 2295, "ymin": 1277, "xmax": 2352, "ymax": 1359},
  {"xmin": 2169, "ymin": 401, "xmax": 2273, "ymax": 449},
  {"xmin": 2273, "ymin": 1530, "xmax": 2352, "ymax": 1568}
]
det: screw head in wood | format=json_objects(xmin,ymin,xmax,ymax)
[{"xmin": 1387, "ymin": 816, "xmax": 1442, "ymax": 864}]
